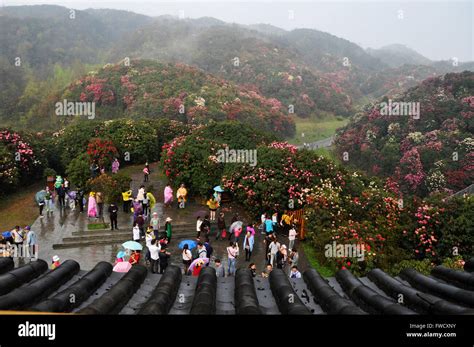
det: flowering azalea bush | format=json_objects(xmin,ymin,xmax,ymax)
[
  {"xmin": 335, "ymin": 71, "xmax": 474, "ymax": 196},
  {"xmin": 161, "ymin": 121, "xmax": 273, "ymax": 196},
  {"xmin": 0, "ymin": 129, "xmax": 42, "ymax": 193},
  {"xmin": 86, "ymin": 138, "xmax": 118, "ymax": 167},
  {"xmin": 61, "ymin": 60, "xmax": 296, "ymax": 137},
  {"xmin": 304, "ymin": 180, "xmax": 407, "ymax": 276}
]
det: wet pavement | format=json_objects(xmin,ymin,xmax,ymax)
[{"xmin": 18, "ymin": 164, "xmax": 303, "ymax": 275}]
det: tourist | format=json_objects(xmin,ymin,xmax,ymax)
[
  {"xmin": 142, "ymin": 192, "xmax": 150, "ymax": 217},
  {"xmin": 45, "ymin": 187, "xmax": 53, "ymax": 214},
  {"xmin": 288, "ymin": 225, "xmax": 297, "ymax": 250},
  {"xmin": 24, "ymin": 226, "xmax": 37, "ymax": 259},
  {"xmin": 76, "ymin": 187, "xmax": 84, "ymax": 213},
  {"xmin": 132, "ymin": 199, "xmax": 143, "ymax": 221},
  {"xmin": 260, "ymin": 213, "xmax": 267, "ymax": 234},
  {"xmin": 226, "ymin": 241, "xmax": 239, "ymax": 276},
  {"xmin": 206, "ymin": 196, "xmax": 219, "ymax": 221},
  {"xmin": 51, "ymin": 255, "xmax": 61, "ymax": 270},
  {"xmin": 96, "ymin": 191, "xmax": 104, "ymax": 217},
  {"xmin": 176, "ymin": 183, "xmax": 187, "ymax": 209},
  {"xmin": 148, "ymin": 239, "xmax": 160, "ymax": 274},
  {"xmin": 265, "ymin": 214, "xmax": 274, "ymax": 235},
  {"xmin": 197, "ymin": 242, "xmax": 207, "ymax": 259},
  {"xmin": 261, "ymin": 264, "xmax": 273, "ymax": 278},
  {"xmin": 199, "ymin": 215, "xmax": 211, "ymax": 241},
  {"xmin": 150, "ymin": 212, "xmax": 161, "ymax": 238},
  {"xmin": 57, "ymin": 184, "xmax": 66, "ymax": 209},
  {"xmin": 280, "ymin": 212, "xmax": 293, "ymax": 235},
  {"xmin": 146, "ymin": 190, "xmax": 156, "ymax": 212},
  {"xmin": 36, "ymin": 191, "xmax": 45, "ymax": 218},
  {"xmin": 132, "ymin": 223, "xmax": 140, "ymax": 242},
  {"xmin": 64, "ymin": 177, "xmax": 69, "ymax": 193},
  {"xmin": 264, "ymin": 233, "xmax": 273, "ymax": 264},
  {"xmin": 143, "ymin": 165, "xmax": 149, "ymax": 182},
  {"xmin": 248, "ymin": 263, "xmax": 257, "ymax": 277},
  {"xmin": 276, "ymin": 245, "xmax": 288, "ymax": 270},
  {"xmin": 182, "ymin": 244, "xmax": 193, "ymax": 275},
  {"xmin": 268, "ymin": 237, "xmax": 280, "ymax": 267},
  {"xmin": 87, "ymin": 192, "xmax": 97, "ymax": 218},
  {"xmin": 112, "ymin": 158, "xmax": 120, "ymax": 174},
  {"xmin": 196, "ymin": 216, "xmax": 203, "ymax": 239},
  {"xmin": 145, "ymin": 226, "xmax": 155, "ymax": 260},
  {"xmin": 247, "ymin": 223, "xmax": 256, "ymax": 236},
  {"xmin": 90, "ymin": 162, "xmax": 99, "ymax": 178},
  {"xmin": 129, "ymin": 250, "xmax": 141, "ymax": 265},
  {"xmin": 122, "ymin": 189, "xmax": 132, "ymax": 213},
  {"xmin": 289, "ymin": 247, "xmax": 299, "ymax": 268},
  {"xmin": 164, "ymin": 217, "xmax": 173, "ymax": 242},
  {"xmin": 193, "ymin": 259, "xmax": 204, "ymax": 277},
  {"xmin": 290, "ymin": 266, "xmax": 302, "ymax": 279},
  {"xmin": 243, "ymin": 230, "xmax": 254, "ymax": 262},
  {"xmin": 158, "ymin": 246, "xmax": 171, "ymax": 274},
  {"xmin": 215, "ymin": 259, "xmax": 225, "ymax": 277},
  {"xmin": 164, "ymin": 184, "xmax": 173, "ymax": 208},
  {"xmin": 203, "ymin": 241, "xmax": 213, "ymax": 262},
  {"xmin": 108, "ymin": 202, "xmax": 118, "ymax": 230},
  {"xmin": 136, "ymin": 214, "xmax": 145, "ymax": 238},
  {"xmin": 216, "ymin": 212, "xmax": 226, "ymax": 240},
  {"xmin": 11, "ymin": 226, "xmax": 23, "ymax": 247},
  {"xmin": 137, "ymin": 185, "xmax": 146, "ymax": 207}
]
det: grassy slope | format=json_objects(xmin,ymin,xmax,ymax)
[
  {"xmin": 0, "ymin": 182, "xmax": 43, "ymax": 231},
  {"xmin": 302, "ymin": 241, "xmax": 336, "ymax": 277},
  {"xmin": 288, "ymin": 114, "xmax": 348, "ymax": 146}
]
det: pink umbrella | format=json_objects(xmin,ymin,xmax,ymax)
[
  {"xmin": 113, "ymin": 261, "xmax": 132, "ymax": 273},
  {"xmin": 188, "ymin": 257, "xmax": 209, "ymax": 273}
]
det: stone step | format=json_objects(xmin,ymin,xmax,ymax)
[
  {"xmin": 63, "ymin": 231, "xmax": 198, "ymax": 243},
  {"xmin": 72, "ymin": 225, "xmax": 196, "ymax": 236}
]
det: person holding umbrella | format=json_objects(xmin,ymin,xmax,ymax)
[
  {"xmin": 129, "ymin": 250, "xmax": 141, "ymax": 265},
  {"xmin": 35, "ymin": 190, "xmax": 46, "ymax": 218},
  {"xmin": 213, "ymin": 185, "xmax": 224, "ymax": 206}
]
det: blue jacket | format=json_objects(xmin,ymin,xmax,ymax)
[
  {"xmin": 264, "ymin": 219, "xmax": 274, "ymax": 233},
  {"xmin": 243, "ymin": 234, "xmax": 254, "ymax": 252}
]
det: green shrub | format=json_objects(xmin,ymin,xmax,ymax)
[{"xmin": 389, "ymin": 259, "xmax": 435, "ymax": 276}]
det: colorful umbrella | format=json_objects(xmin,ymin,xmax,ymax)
[
  {"xmin": 178, "ymin": 240, "xmax": 198, "ymax": 250},
  {"xmin": 113, "ymin": 261, "xmax": 132, "ymax": 273},
  {"xmin": 122, "ymin": 241, "xmax": 143, "ymax": 251},
  {"xmin": 116, "ymin": 251, "xmax": 126, "ymax": 259},
  {"xmin": 35, "ymin": 190, "xmax": 47, "ymax": 203},
  {"xmin": 213, "ymin": 185, "xmax": 224, "ymax": 192},
  {"xmin": 188, "ymin": 257, "xmax": 209, "ymax": 273},
  {"xmin": 229, "ymin": 221, "xmax": 243, "ymax": 234}
]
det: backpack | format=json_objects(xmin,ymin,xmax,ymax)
[{"xmin": 204, "ymin": 243, "xmax": 213, "ymax": 258}]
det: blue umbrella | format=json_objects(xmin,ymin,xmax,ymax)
[
  {"xmin": 178, "ymin": 240, "xmax": 197, "ymax": 250},
  {"xmin": 122, "ymin": 241, "xmax": 143, "ymax": 251},
  {"xmin": 35, "ymin": 190, "xmax": 47, "ymax": 203},
  {"xmin": 213, "ymin": 185, "xmax": 224, "ymax": 192},
  {"xmin": 116, "ymin": 251, "xmax": 126, "ymax": 259}
]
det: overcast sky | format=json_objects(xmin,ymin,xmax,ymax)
[{"xmin": 2, "ymin": 0, "xmax": 473, "ymax": 61}]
